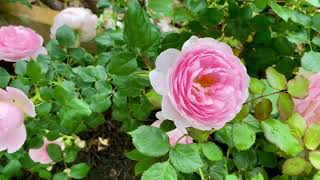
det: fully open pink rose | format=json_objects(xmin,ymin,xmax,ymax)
[
  {"xmin": 29, "ymin": 138, "xmax": 65, "ymax": 164},
  {"xmin": 150, "ymin": 36, "xmax": 249, "ymax": 130},
  {"xmin": 152, "ymin": 112, "xmax": 193, "ymax": 146},
  {"xmin": 295, "ymin": 73, "xmax": 320, "ymax": 125},
  {"xmin": 50, "ymin": 7, "xmax": 98, "ymax": 42},
  {"xmin": 0, "ymin": 87, "xmax": 36, "ymax": 153},
  {"xmin": 0, "ymin": 26, "xmax": 47, "ymax": 62}
]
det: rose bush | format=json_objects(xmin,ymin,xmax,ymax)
[{"xmin": 1, "ymin": 0, "xmax": 320, "ymax": 179}]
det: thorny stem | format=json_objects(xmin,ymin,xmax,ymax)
[{"xmin": 244, "ymin": 90, "xmax": 285, "ymax": 104}]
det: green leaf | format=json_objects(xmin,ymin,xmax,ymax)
[
  {"xmin": 160, "ymin": 120, "xmax": 176, "ymax": 132},
  {"xmin": 97, "ymin": 0, "xmax": 110, "ymax": 8},
  {"xmin": 310, "ymin": 151, "xmax": 320, "ymax": 170},
  {"xmin": 169, "ymin": 144, "xmax": 203, "ymax": 173},
  {"xmin": 129, "ymin": 125, "xmax": 170, "ymax": 157},
  {"xmin": 56, "ymin": 25, "xmax": 76, "ymax": 47},
  {"xmin": 1, "ymin": 159, "xmax": 21, "ymax": 178},
  {"xmin": 0, "ymin": 67, "xmax": 10, "ymax": 88},
  {"xmin": 287, "ymin": 75, "xmax": 309, "ymax": 99},
  {"xmin": 141, "ymin": 162, "xmax": 177, "ymax": 180},
  {"xmin": 277, "ymin": 92, "xmax": 294, "ymax": 120},
  {"xmin": 53, "ymin": 172, "xmax": 68, "ymax": 180},
  {"xmin": 225, "ymin": 175, "xmax": 238, "ymax": 180},
  {"xmin": 147, "ymin": 0, "xmax": 174, "ymax": 18},
  {"xmin": 312, "ymin": 36, "xmax": 320, "ymax": 47},
  {"xmin": 108, "ymin": 53, "xmax": 137, "ymax": 75},
  {"xmin": 233, "ymin": 149, "xmax": 257, "ymax": 170},
  {"xmin": 254, "ymin": 98, "xmax": 272, "ymax": 120},
  {"xmin": 46, "ymin": 40, "xmax": 67, "ymax": 61},
  {"xmin": 233, "ymin": 123, "xmax": 256, "ymax": 151},
  {"xmin": 135, "ymin": 159, "xmax": 156, "ymax": 176},
  {"xmin": 214, "ymin": 124, "xmax": 234, "ymax": 148},
  {"xmin": 290, "ymin": 11, "xmax": 311, "ymax": 27},
  {"xmin": 188, "ymin": 128, "xmax": 215, "ymax": 143},
  {"xmin": 304, "ymin": 124, "xmax": 320, "ymax": 150},
  {"xmin": 95, "ymin": 80, "xmax": 113, "ymax": 95},
  {"xmin": 86, "ymin": 113, "xmax": 105, "ymax": 129},
  {"xmin": 124, "ymin": 0, "xmax": 160, "ymax": 50},
  {"xmin": 306, "ymin": 0, "xmax": 320, "ymax": 7},
  {"xmin": 261, "ymin": 118, "xmax": 303, "ymax": 156},
  {"xmin": 14, "ymin": 61, "xmax": 27, "ymax": 75},
  {"xmin": 89, "ymin": 94, "xmax": 112, "ymax": 113},
  {"xmin": 301, "ymin": 51, "xmax": 320, "ymax": 73},
  {"xmin": 282, "ymin": 157, "xmax": 306, "ymax": 176},
  {"xmin": 27, "ymin": 60, "xmax": 41, "ymax": 83},
  {"xmin": 266, "ymin": 67, "xmax": 287, "ymax": 90},
  {"xmin": 257, "ymin": 151, "xmax": 277, "ymax": 168},
  {"xmin": 286, "ymin": 31, "xmax": 309, "ymax": 44},
  {"xmin": 201, "ymin": 142, "xmax": 223, "ymax": 161},
  {"xmin": 249, "ymin": 78, "xmax": 265, "ymax": 94},
  {"xmin": 185, "ymin": 0, "xmax": 207, "ymax": 13},
  {"xmin": 269, "ymin": 1, "xmax": 292, "ymax": 21},
  {"xmin": 312, "ymin": 13, "xmax": 320, "ymax": 32},
  {"xmin": 286, "ymin": 112, "xmax": 307, "ymax": 138},
  {"xmin": 47, "ymin": 144, "xmax": 63, "ymax": 161},
  {"xmin": 70, "ymin": 163, "xmax": 90, "ymax": 179},
  {"xmin": 254, "ymin": 0, "xmax": 269, "ymax": 11}
]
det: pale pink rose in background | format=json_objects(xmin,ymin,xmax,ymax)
[
  {"xmin": 150, "ymin": 36, "xmax": 249, "ymax": 130},
  {"xmin": 50, "ymin": 7, "xmax": 98, "ymax": 42},
  {"xmin": 29, "ymin": 138, "xmax": 65, "ymax": 164},
  {"xmin": 0, "ymin": 87, "xmax": 36, "ymax": 153},
  {"xmin": 0, "ymin": 26, "xmax": 47, "ymax": 62},
  {"xmin": 152, "ymin": 112, "xmax": 193, "ymax": 146},
  {"xmin": 295, "ymin": 73, "xmax": 320, "ymax": 125}
]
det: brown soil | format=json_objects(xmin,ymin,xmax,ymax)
[{"xmin": 77, "ymin": 120, "xmax": 136, "ymax": 180}]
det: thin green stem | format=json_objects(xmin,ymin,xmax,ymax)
[
  {"xmin": 244, "ymin": 90, "xmax": 285, "ymax": 104},
  {"xmin": 199, "ymin": 168, "xmax": 206, "ymax": 180}
]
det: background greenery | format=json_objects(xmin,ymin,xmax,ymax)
[{"xmin": 1, "ymin": 0, "xmax": 320, "ymax": 179}]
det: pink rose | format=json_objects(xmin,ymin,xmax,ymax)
[
  {"xmin": 0, "ymin": 26, "xmax": 47, "ymax": 62},
  {"xmin": 149, "ymin": 36, "xmax": 249, "ymax": 130},
  {"xmin": 50, "ymin": 7, "xmax": 98, "ymax": 42},
  {"xmin": 29, "ymin": 138, "xmax": 65, "ymax": 164},
  {"xmin": 0, "ymin": 87, "xmax": 36, "ymax": 153},
  {"xmin": 295, "ymin": 73, "xmax": 320, "ymax": 125},
  {"xmin": 152, "ymin": 112, "xmax": 193, "ymax": 146}
]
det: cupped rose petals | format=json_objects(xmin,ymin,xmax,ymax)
[
  {"xmin": 50, "ymin": 7, "xmax": 98, "ymax": 42},
  {"xmin": 150, "ymin": 36, "xmax": 249, "ymax": 130},
  {"xmin": 295, "ymin": 73, "xmax": 320, "ymax": 125},
  {"xmin": 0, "ymin": 87, "xmax": 36, "ymax": 153},
  {"xmin": 29, "ymin": 138, "xmax": 65, "ymax": 164},
  {"xmin": 0, "ymin": 26, "xmax": 47, "ymax": 62},
  {"xmin": 151, "ymin": 112, "xmax": 193, "ymax": 146}
]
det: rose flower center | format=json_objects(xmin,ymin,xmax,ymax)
[{"xmin": 195, "ymin": 74, "xmax": 216, "ymax": 88}]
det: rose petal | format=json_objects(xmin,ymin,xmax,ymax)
[
  {"xmin": 182, "ymin": 36, "xmax": 233, "ymax": 55},
  {"xmin": 0, "ymin": 124, "xmax": 26, "ymax": 153},
  {"xmin": 6, "ymin": 87, "xmax": 36, "ymax": 117}
]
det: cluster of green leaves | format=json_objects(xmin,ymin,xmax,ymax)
[{"xmin": 2, "ymin": 0, "xmax": 320, "ymax": 179}]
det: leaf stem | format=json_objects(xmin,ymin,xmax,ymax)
[
  {"xmin": 199, "ymin": 168, "xmax": 206, "ymax": 180},
  {"xmin": 244, "ymin": 90, "xmax": 285, "ymax": 104}
]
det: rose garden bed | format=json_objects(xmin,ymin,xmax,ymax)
[{"xmin": 1, "ymin": 0, "xmax": 320, "ymax": 180}]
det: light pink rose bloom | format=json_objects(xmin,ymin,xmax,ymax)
[
  {"xmin": 0, "ymin": 87, "xmax": 36, "ymax": 153},
  {"xmin": 50, "ymin": 7, "xmax": 98, "ymax": 42},
  {"xmin": 29, "ymin": 138, "xmax": 65, "ymax": 164},
  {"xmin": 0, "ymin": 26, "xmax": 47, "ymax": 62},
  {"xmin": 295, "ymin": 73, "xmax": 320, "ymax": 125},
  {"xmin": 152, "ymin": 112, "xmax": 193, "ymax": 146},
  {"xmin": 150, "ymin": 36, "xmax": 249, "ymax": 130}
]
